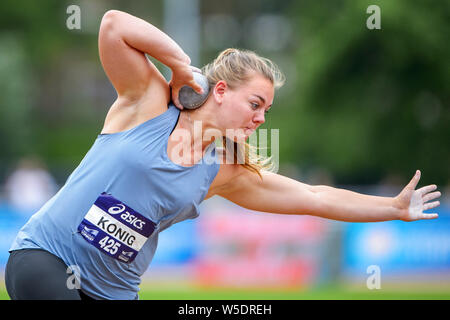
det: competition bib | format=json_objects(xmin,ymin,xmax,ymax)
[{"xmin": 78, "ymin": 192, "xmax": 156, "ymax": 263}]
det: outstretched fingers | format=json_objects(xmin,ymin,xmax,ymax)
[
  {"xmin": 407, "ymin": 170, "xmax": 421, "ymax": 190},
  {"xmin": 423, "ymin": 201, "xmax": 440, "ymax": 211},
  {"xmin": 417, "ymin": 184, "xmax": 438, "ymax": 196},
  {"xmin": 420, "ymin": 213, "xmax": 439, "ymax": 220},
  {"xmin": 403, "ymin": 171, "xmax": 441, "ymax": 221},
  {"xmin": 419, "ymin": 184, "xmax": 441, "ymax": 219},
  {"xmin": 422, "ymin": 191, "xmax": 441, "ymax": 203}
]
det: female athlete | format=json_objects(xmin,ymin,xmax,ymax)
[{"xmin": 5, "ymin": 10, "xmax": 441, "ymax": 300}]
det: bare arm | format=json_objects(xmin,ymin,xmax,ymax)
[
  {"xmin": 214, "ymin": 167, "xmax": 441, "ymax": 222},
  {"xmin": 308, "ymin": 185, "xmax": 400, "ymax": 222},
  {"xmin": 99, "ymin": 10, "xmax": 202, "ymax": 104}
]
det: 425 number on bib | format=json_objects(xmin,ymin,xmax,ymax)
[{"xmin": 98, "ymin": 236, "xmax": 121, "ymax": 255}]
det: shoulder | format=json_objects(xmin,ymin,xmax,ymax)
[{"xmin": 101, "ymin": 79, "xmax": 171, "ymax": 134}]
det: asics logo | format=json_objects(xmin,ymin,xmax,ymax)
[
  {"xmin": 108, "ymin": 204, "xmax": 125, "ymax": 215},
  {"xmin": 107, "ymin": 203, "xmax": 146, "ymax": 230}
]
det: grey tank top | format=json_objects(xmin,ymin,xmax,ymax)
[{"xmin": 10, "ymin": 103, "xmax": 220, "ymax": 299}]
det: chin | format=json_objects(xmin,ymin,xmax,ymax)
[{"xmin": 223, "ymin": 127, "xmax": 247, "ymax": 143}]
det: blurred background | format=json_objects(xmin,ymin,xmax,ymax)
[{"xmin": 0, "ymin": 0, "xmax": 449, "ymax": 299}]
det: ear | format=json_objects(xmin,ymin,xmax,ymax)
[{"xmin": 213, "ymin": 80, "xmax": 228, "ymax": 104}]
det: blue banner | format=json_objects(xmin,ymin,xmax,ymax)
[{"xmin": 342, "ymin": 207, "xmax": 450, "ymax": 276}]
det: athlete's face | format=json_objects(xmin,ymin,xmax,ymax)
[{"xmin": 214, "ymin": 72, "xmax": 274, "ymax": 142}]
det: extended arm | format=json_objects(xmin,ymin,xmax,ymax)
[{"xmin": 215, "ymin": 167, "xmax": 440, "ymax": 222}]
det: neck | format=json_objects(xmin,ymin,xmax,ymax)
[{"xmin": 176, "ymin": 107, "xmax": 218, "ymax": 152}]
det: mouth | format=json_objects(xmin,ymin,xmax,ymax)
[{"xmin": 244, "ymin": 127, "xmax": 256, "ymax": 136}]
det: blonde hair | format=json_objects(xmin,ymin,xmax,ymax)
[{"xmin": 202, "ymin": 48, "xmax": 286, "ymax": 178}]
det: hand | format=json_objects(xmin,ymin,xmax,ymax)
[
  {"xmin": 394, "ymin": 170, "xmax": 441, "ymax": 221},
  {"xmin": 169, "ymin": 64, "xmax": 204, "ymax": 110}
]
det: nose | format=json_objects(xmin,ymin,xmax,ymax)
[{"xmin": 253, "ymin": 110, "xmax": 265, "ymax": 125}]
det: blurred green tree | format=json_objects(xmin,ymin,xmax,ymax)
[
  {"xmin": 0, "ymin": 34, "xmax": 35, "ymax": 157},
  {"xmin": 274, "ymin": 0, "xmax": 449, "ymax": 185}
]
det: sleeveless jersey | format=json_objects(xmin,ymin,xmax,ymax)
[{"xmin": 9, "ymin": 103, "xmax": 220, "ymax": 299}]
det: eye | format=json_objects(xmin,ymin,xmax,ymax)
[{"xmin": 250, "ymin": 102, "xmax": 259, "ymax": 109}]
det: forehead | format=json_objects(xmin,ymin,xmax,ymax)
[{"xmin": 238, "ymin": 73, "xmax": 274, "ymax": 101}]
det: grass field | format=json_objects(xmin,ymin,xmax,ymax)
[{"xmin": 1, "ymin": 280, "xmax": 450, "ymax": 300}]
